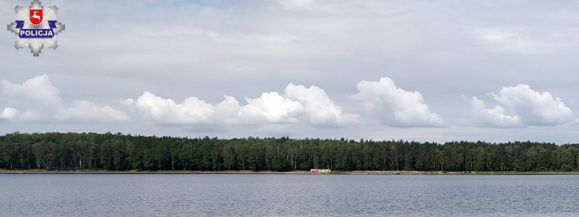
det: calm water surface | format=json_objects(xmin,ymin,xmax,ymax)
[{"xmin": 0, "ymin": 174, "xmax": 578, "ymax": 217}]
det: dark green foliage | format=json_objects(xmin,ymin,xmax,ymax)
[{"xmin": 0, "ymin": 132, "xmax": 577, "ymax": 172}]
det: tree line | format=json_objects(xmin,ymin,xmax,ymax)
[{"xmin": 0, "ymin": 132, "xmax": 577, "ymax": 172}]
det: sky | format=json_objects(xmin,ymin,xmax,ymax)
[{"xmin": 2, "ymin": 0, "xmax": 579, "ymax": 143}]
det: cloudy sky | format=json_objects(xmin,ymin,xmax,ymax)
[{"xmin": 2, "ymin": 0, "xmax": 579, "ymax": 143}]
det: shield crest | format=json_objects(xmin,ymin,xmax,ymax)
[{"xmin": 29, "ymin": 9, "xmax": 43, "ymax": 25}]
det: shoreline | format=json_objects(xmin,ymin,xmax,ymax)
[{"xmin": 1, "ymin": 169, "xmax": 578, "ymax": 175}]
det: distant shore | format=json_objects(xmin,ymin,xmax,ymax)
[{"xmin": 1, "ymin": 169, "xmax": 578, "ymax": 175}]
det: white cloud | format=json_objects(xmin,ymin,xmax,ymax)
[
  {"xmin": 125, "ymin": 91, "xmax": 214, "ymax": 125},
  {"xmin": 285, "ymin": 83, "xmax": 359, "ymax": 126},
  {"xmin": 239, "ymin": 92, "xmax": 304, "ymax": 124},
  {"xmin": 125, "ymin": 91, "xmax": 305, "ymax": 126},
  {"xmin": 471, "ymin": 97, "xmax": 522, "ymax": 128},
  {"xmin": 471, "ymin": 84, "xmax": 574, "ymax": 127},
  {"xmin": 0, "ymin": 107, "xmax": 42, "ymax": 122},
  {"xmin": 0, "ymin": 75, "xmax": 128, "ymax": 123},
  {"xmin": 494, "ymin": 84, "xmax": 574, "ymax": 126},
  {"xmin": 1, "ymin": 107, "xmax": 21, "ymax": 121},
  {"xmin": 126, "ymin": 83, "xmax": 358, "ymax": 127},
  {"xmin": 1, "ymin": 75, "xmax": 61, "ymax": 105},
  {"xmin": 353, "ymin": 77, "xmax": 445, "ymax": 127}
]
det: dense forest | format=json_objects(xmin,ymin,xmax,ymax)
[{"xmin": 0, "ymin": 132, "xmax": 577, "ymax": 172}]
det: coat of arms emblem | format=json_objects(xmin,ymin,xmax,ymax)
[{"xmin": 7, "ymin": 0, "xmax": 66, "ymax": 57}]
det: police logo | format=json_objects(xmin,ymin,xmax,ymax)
[{"xmin": 7, "ymin": 0, "xmax": 65, "ymax": 57}]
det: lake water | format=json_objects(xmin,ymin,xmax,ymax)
[{"xmin": 0, "ymin": 174, "xmax": 577, "ymax": 217}]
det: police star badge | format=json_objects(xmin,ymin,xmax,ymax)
[{"xmin": 7, "ymin": 0, "xmax": 66, "ymax": 57}]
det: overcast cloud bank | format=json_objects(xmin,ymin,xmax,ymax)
[{"xmin": 3, "ymin": 0, "xmax": 579, "ymax": 142}]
